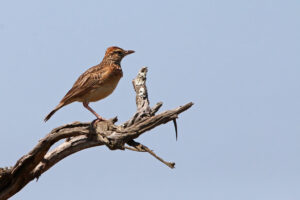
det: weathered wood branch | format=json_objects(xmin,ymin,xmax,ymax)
[{"xmin": 0, "ymin": 67, "xmax": 193, "ymax": 200}]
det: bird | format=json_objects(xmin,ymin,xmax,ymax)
[{"xmin": 44, "ymin": 46, "xmax": 135, "ymax": 122}]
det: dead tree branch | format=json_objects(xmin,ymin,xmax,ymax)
[{"xmin": 0, "ymin": 67, "xmax": 193, "ymax": 200}]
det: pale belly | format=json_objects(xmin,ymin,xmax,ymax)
[{"xmin": 84, "ymin": 78, "xmax": 121, "ymax": 102}]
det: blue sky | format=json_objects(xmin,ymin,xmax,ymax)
[{"xmin": 0, "ymin": 0, "xmax": 300, "ymax": 199}]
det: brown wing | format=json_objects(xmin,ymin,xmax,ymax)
[{"xmin": 60, "ymin": 64, "xmax": 107, "ymax": 104}]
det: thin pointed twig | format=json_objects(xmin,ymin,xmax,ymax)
[
  {"xmin": 142, "ymin": 145, "xmax": 175, "ymax": 169},
  {"xmin": 151, "ymin": 102, "xmax": 163, "ymax": 115},
  {"xmin": 127, "ymin": 140, "xmax": 175, "ymax": 169},
  {"xmin": 173, "ymin": 119, "xmax": 178, "ymax": 141}
]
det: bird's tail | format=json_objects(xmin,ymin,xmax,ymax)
[{"xmin": 44, "ymin": 102, "xmax": 65, "ymax": 122}]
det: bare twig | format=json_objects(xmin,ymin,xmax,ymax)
[{"xmin": 127, "ymin": 140, "xmax": 175, "ymax": 169}]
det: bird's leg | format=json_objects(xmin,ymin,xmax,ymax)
[{"xmin": 83, "ymin": 102, "xmax": 105, "ymax": 121}]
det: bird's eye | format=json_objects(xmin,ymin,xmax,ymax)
[{"xmin": 116, "ymin": 51, "xmax": 122, "ymax": 55}]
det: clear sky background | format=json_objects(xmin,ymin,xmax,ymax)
[{"xmin": 0, "ymin": 0, "xmax": 299, "ymax": 199}]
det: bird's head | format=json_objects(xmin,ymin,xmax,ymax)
[{"xmin": 104, "ymin": 46, "xmax": 135, "ymax": 63}]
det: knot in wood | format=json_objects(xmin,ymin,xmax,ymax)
[
  {"xmin": 92, "ymin": 120, "xmax": 125, "ymax": 150},
  {"xmin": 138, "ymin": 87, "xmax": 146, "ymax": 98},
  {"xmin": 92, "ymin": 120, "xmax": 117, "ymax": 135}
]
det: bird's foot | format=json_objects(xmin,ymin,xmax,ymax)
[
  {"xmin": 91, "ymin": 117, "xmax": 106, "ymax": 127},
  {"xmin": 95, "ymin": 117, "xmax": 106, "ymax": 122}
]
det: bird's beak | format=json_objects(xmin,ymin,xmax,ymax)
[{"xmin": 124, "ymin": 50, "xmax": 135, "ymax": 55}]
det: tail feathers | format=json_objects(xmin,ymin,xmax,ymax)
[{"xmin": 44, "ymin": 103, "xmax": 65, "ymax": 122}]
